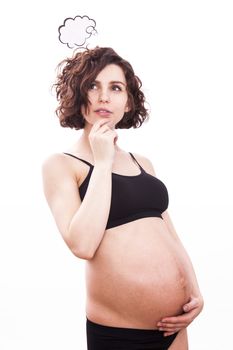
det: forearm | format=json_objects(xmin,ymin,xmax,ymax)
[{"xmin": 68, "ymin": 164, "xmax": 112, "ymax": 259}]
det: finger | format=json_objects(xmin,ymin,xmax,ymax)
[
  {"xmin": 160, "ymin": 325, "xmax": 180, "ymax": 332},
  {"xmin": 158, "ymin": 322, "xmax": 185, "ymax": 330},
  {"xmin": 100, "ymin": 119, "xmax": 115, "ymax": 129},
  {"xmin": 106, "ymin": 121, "xmax": 115, "ymax": 130},
  {"xmin": 159, "ymin": 326, "xmax": 179, "ymax": 332},
  {"xmin": 158, "ymin": 320, "xmax": 184, "ymax": 329},
  {"xmin": 101, "ymin": 123, "xmax": 117, "ymax": 134},
  {"xmin": 183, "ymin": 298, "xmax": 199, "ymax": 312},
  {"xmin": 158, "ymin": 326, "xmax": 185, "ymax": 334},
  {"xmin": 160, "ymin": 316, "xmax": 183, "ymax": 323},
  {"xmin": 158, "ymin": 322, "xmax": 186, "ymax": 329},
  {"xmin": 91, "ymin": 118, "xmax": 113, "ymax": 132},
  {"xmin": 99, "ymin": 126, "xmax": 113, "ymax": 134},
  {"xmin": 100, "ymin": 129, "xmax": 117, "ymax": 138},
  {"xmin": 159, "ymin": 317, "xmax": 190, "ymax": 326},
  {"xmin": 101, "ymin": 129, "xmax": 118, "ymax": 141},
  {"xmin": 163, "ymin": 330, "xmax": 180, "ymax": 337},
  {"xmin": 161, "ymin": 309, "xmax": 196, "ymax": 324},
  {"xmin": 114, "ymin": 135, "xmax": 118, "ymax": 144},
  {"xmin": 92, "ymin": 124, "xmax": 115, "ymax": 137}
]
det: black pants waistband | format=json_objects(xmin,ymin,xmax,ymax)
[{"xmin": 86, "ymin": 318, "xmax": 178, "ymax": 350}]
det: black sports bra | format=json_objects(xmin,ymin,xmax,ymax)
[{"xmin": 63, "ymin": 152, "xmax": 169, "ymax": 230}]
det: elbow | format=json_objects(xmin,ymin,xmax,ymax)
[
  {"xmin": 67, "ymin": 239, "xmax": 95, "ymax": 260},
  {"xmin": 70, "ymin": 245, "xmax": 95, "ymax": 260},
  {"xmin": 66, "ymin": 224, "xmax": 98, "ymax": 260}
]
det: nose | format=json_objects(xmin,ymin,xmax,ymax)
[{"xmin": 98, "ymin": 89, "xmax": 110, "ymax": 103}]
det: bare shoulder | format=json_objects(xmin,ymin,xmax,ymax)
[
  {"xmin": 41, "ymin": 153, "xmax": 78, "ymax": 201},
  {"xmin": 131, "ymin": 152, "xmax": 156, "ymax": 177},
  {"xmin": 42, "ymin": 153, "xmax": 75, "ymax": 182},
  {"xmin": 42, "ymin": 152, "xmax": 72, "ymax": 169}
]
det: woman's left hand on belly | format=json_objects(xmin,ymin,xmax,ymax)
[{"xmin": 157, "ymin": 294, "xmax": 204, "ymax": 336}]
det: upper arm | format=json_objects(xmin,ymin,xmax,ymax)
[{"xmin": 42, "ymin": 153, "xmax": 81, "ymax": 247}]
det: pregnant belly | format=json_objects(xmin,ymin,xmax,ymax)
[{"xmin": 85, "ymin": 218, "xmax": 192, "ymax": 329}]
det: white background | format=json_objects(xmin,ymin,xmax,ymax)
[{"xmin": 0, "ymin": 0, "xmax": 232, "ymax": 349}]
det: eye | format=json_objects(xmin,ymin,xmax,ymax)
[
  {"xmin": 89, "ymin": 82, "xmax": 98, "ymax": 90},
  {"xmin": 112, "ymin": 85, "xmax": 122, "ymax": 91}
]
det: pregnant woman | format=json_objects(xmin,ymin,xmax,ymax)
[{"xmin": 42, "ymin": 47, "xmax": 204, "ymax": 349}]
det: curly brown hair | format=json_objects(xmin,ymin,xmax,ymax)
[{"xmin": 53, "ymin": 47, "xmax": 149, "ymax": 129}]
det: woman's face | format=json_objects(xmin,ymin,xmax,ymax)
[{"xmin": 81, "ymin": 64, "xmax": 130, "ymax": 128}]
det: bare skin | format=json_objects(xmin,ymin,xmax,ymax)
[
  {"xmin": 42, "ymin": 63, "xmax": 203, "ymax": 349},
  {"xmin": 61, "ymin": 143, "xmax": 190, "ymax": 350}
]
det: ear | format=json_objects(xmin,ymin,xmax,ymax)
[{"xmin": 125, "ymin": 104, "xmax": 130, "ymax": 112}]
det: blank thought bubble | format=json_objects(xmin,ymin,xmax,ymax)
[{"xmin": 58, "ymin": 15, "xmax": 97, "ymax": 49}]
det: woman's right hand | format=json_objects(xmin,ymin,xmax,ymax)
[{"xmin": 88, "ymin": 118, "xmax": 118, "ymax": 166}]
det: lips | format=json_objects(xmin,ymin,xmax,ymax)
[
  {"xmin": 95, "ymin": 108, "xmax": 112, "ymax": 113},
  {"xmin": 94, "ymin": 108, "xmax": 112, "ymax": 117}
]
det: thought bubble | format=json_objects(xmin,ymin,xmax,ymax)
[{"xmin": 58, "ymin": 15, "xmax": 97, "ymax": 49}]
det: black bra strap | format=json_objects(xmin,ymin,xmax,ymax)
[
  {"xmin": 63, "ymin": 152, "xmax": 93, "ymax": 167},
  {"xmin": 64, "ymin": 152, "xmax": 144, "ymax": 172},
  {"xmin": 129, "ymin": 152, "xmax": 144, "ymax": 171}
]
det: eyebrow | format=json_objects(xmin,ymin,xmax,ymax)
[{"xmin": 94, "ymin": 80, "xmax": 126, "ymax": 86}]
